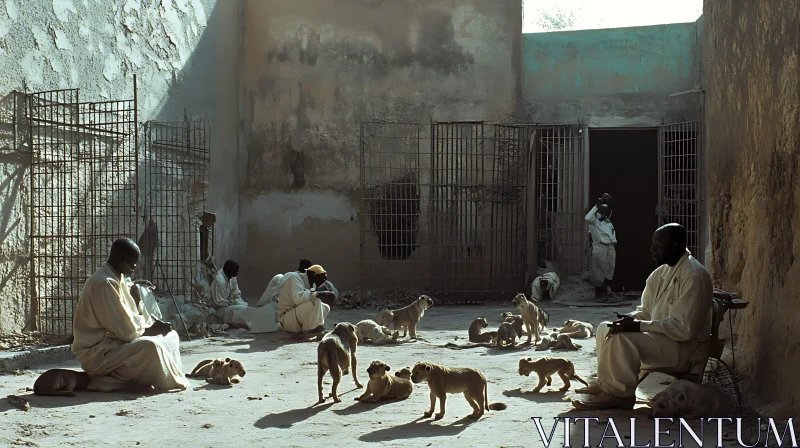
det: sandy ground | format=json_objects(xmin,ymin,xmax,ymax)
[{"xmin": 0, "ymin": 299, "xmax": 755, "ymax": 447}]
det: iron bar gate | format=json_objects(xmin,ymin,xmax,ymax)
[
  {"xmin": 658, "ymin": 121, "xmax": 702, "ymax": 258},
  {"xmin": 359, "ymin": 122, "xmax": 431, "ymax": 302},
  {"xmin": 143, "ymin": 120, "xmax": 211, "ymax": 304},
  {"xmin": 531, "ymin": 124, "xmax": 586, "ymax": 275},
  {"xmin": 359, "ymin": 121, "xmax": 530, "ymax": 303},
  {"xmin": 28, "ymin": 81, "xmax": 138, "ymax": 340}
]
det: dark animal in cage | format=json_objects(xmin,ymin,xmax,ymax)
[{"xmin": 367, "ymin": 172, "xmax": 420, "ymax": 260}]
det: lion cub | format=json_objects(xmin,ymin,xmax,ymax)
[
  {"xmin": 317, "ymin": 322, "xmax": 363, "ymax": 403},
  {"xmin": 495, "ymin": 322, "xmax": 519, "ymax": 348},
  {"xmin": 188, "ymin": 357, "xmax": 231, "ymax": 379},
  {"xmin": 355, "ymin": 360, "xmax": 413, "ymax": 403},
  {"xmin": 33, "ymin": 369, "xmax": 90, "ymax": 397},
  {"xmin": 518, "ymin": 357, "xmax": 588, "ymax": 393},
  {"xmin": 535, "ymin": 334, "xmax": 581, "ymax": 351},
  {"xmin": 511, "ymin": 293, "xmax": 541, "ymax": 344},
  {"xmin": 559, "ymin": 320, "xmax": 593, "ymax": 339},
  {"xmin": 469, "ymin": 317, "xmax": 497, "ymax": 343},
  {"xmin": 395, "ymin": 367, "xmax": 412, "ymax": 380},
  {"xmin": 206, "ymin": 359, "xmax": 246, "ymax": 385},
  {"xmin": 375, "ymin": 295, "xmax": 434, "ymax": 339},
  {"xmin": 411, "ymin": 362, "xmax": 507, "ymax": 420},
  {"xmin": 649, "ymin": 379, "xmax": 732, "ymax": 418}
]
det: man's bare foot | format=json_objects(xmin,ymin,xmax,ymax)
[{"xmin": 575, "ymin": 382, "xmax": 603, "ymax": 395}]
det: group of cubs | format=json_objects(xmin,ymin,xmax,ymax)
[{"xmin": 316, "ymin": 292, "xmax": 595, "ymax": 421}]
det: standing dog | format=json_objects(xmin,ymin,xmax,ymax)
[
  {"xmin": 317, "ymin": 322, "xmax": 363, "ymax": 403},
  {"xmin": 375, "ymin": 295, "xmax": 434, "ymax": 339},
  {"xmin": 511, "ymin": 293, "xmax": 541, "ymax": 345}
]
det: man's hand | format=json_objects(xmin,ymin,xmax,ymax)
[
  {"xmin": 316, "ymin": 291, "xmax": 336, "ymax": 307},
  {"xmin": 143, "ymin": 320, "xmax": 173, "ymax": 337},
  {"xmin": 130, "ymin": 281, "xmax": 156, "ymax": 305},
  {"xmin": 606, "ymin": 314, "xmax": 640, "ymax": 337}
]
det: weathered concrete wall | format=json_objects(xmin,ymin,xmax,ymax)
[
  {"xmin": 0, "ymin": 0, "xmax": 240, "ymax": 334},
  {"xmin": 704, "ymin": 0, "xmax": 800, "ymax": 416},
  {"xmin": 238, "ymin": 0, "xmax": 522, "ymax": 293},
  {"xmin": 523, "ymin": 22, "xmax": 702, "ymax": 126}
]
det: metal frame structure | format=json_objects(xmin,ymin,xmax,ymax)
[
  {"xmin": 143, "ymin": 119, "xmax": 211, "ymax": 304},
  {"xmin": 359, "ymin": 121, "xmax": 531, "ymax": 303},
  {"xmin": 28, "ymin": 78, "xmax": 138, "ymax": 340},
  {"xmin": 530, "ymin": 124, "xmax": 586, "ymax": 275},
  {"xmin": 359, "ymin": 122, "xmax": 431, "ymax": 300},
  {"xmin": 658, "ymin": 121, "xmax": 702, "ymax": 258}
]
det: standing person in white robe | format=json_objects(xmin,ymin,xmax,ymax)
[
  {"xmin": 276, "ymin": 264, "xmax": 336, "ymax": 339},
  {"xmin": 210, "ymin": 260, "xmax": 251, "ymax": 328},
  {"xmin": 71, "ymin": 238, "xmax": 190, "ymax": 393},
  {"xmin": 571, "ymin": 224, "xmax": 713, "ymax": 410},
  {"xmin": 585, "ymin": 193, "xmax": 617, "ymax": 301}
]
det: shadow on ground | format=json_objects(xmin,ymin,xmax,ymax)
[
  {"xmin": 254, "ymin": 402, "xmax": 335, "ymax": 429},
  {"xmin": 358, "ymin": 416, "xmax": 477, "ymax": 442}
]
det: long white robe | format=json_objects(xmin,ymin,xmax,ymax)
[
  {"xmin": 276, "ymin": 272, "xmax": 330, "ymax": 333},
  {"xmin": 595, "ymin": 250, "xmax": 713, "ymax": 397},
  {"xmin": 210, "ymin": 270, "xmax": 250, "ymax": 327},
  {"xmin": 585, "ymin": 205, "xmax": 617, "ymax": 286},
  {"xmin": 71, "ymin": 263, "xmax": 190, "ymax": 392}
]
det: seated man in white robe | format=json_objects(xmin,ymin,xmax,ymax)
[
  {"xmin": 71, "ymin": 238, "xmax": 190, "ymax": 393},
  {"xmin": 210, "ymin": 260, "xmax": 251, "ymax": 328},
  {"xmin": 276, "ymin": 264, "xmax": 336, "ymax": 339},
  {"xmin": 571, "ymin": 224, "xmax": 713, "ymax": 410}
]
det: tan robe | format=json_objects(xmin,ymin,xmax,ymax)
[
  {"xmin": 71, "ymin": 263, "xmax": 190, "ymax": 392},
  {"xmin": 585, "ymin": 205, "xmax": 617, "ymax": 286},
  {"xmin": 595, "ymin": 250, "xmax": 713, "ymax": 397},
  {"xmin": 276, "ymin": 272, "xmax": 330, "ymax": 333}
]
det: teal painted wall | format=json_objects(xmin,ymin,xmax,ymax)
[{"xmin": 523, "ymin": 21, "xmax": 702, "ymax": 126}]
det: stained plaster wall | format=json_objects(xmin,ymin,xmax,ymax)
[
  {"xmin": 0, "ymin": 0, "xmax": 241, "ymax": 334},
  {"xmin": 703, "ymin": 0, "xmax": 800, "ymax": 416},
  {"xmin": 523, "ymin": 22, "xmax": 702, "ymax": 126},
  {"xmin": 238, "ymin": 0, "xmax": 522, "ymax": 293}
]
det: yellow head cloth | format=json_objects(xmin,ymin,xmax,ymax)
[{"xmin": 307, "ymin": 265, "xmax": 326, "ymax": 275}]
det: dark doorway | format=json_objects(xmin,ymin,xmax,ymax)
[{"xmin": 589, "ymin": 129, "xmax": 658, "ymax": 292}]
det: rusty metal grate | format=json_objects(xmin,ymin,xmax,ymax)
[
  {"xmin": 359, "ymin": 122, "xmax": 432, "ymax": 302},
  {"xmin": 28, "ymin": 80, "xmax": 139, "ymax": 340},
  {"xmin": 532, "ymin": 125, "xmax": 586, "ymax": 275},
  {"xmin": 143, "ymin": 119, "xmax": 210, "ymax": 304},
  {"xmin": 359, "ymin": 121, "xmax": 530, "ymax": 304},
  {"xmin": 659, "ymin": 121, "xmax": 701, "ymax": 258}
]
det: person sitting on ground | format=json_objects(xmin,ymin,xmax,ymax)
[
  {"xmin": 585, "ymin": 193, "xmax": 617, "ymax": 301},
  {"xmin": 210, "ymin": 260, "xmax": 251, "ymax": 328},
  {"xmin": 257, "ymin": 259, "xmax": 339, "ymax": 307},
  {"xmin": 71, "ymin": 238, "xmax": 190, "ymax": 393},
  {"xmin": 571, "ymin": 223, "xmax": 713, "ymax": 410},
  {"xmin": 276, "ymin": 264, "xmax": 335, "ymax": 339}
]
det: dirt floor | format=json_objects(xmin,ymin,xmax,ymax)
[{"xmin": 0, "ymin": 291, "xmax": 759, "ymax": 447}]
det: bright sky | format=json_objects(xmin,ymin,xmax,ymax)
[{"xmin": 523, "ymin": 0, "xmax": 703, "ymax": 33}]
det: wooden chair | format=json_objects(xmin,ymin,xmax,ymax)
[{"xmin": 637, "ymin": 290, "xmax": 748, "ymax": 385}]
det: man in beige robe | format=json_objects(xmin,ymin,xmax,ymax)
[
  {"xmin": 276, "ymin": 264, "xmax": 335, "ymax": 338},
  {"xmin": 72, "ymin": 238, "xmax": 190, "ymax": 393},
  {"xmin": 571, "ymin": 224, "xmax": 713, "ymax": 410},
  {"xmin": 210, "ymin": 259, "xmax": 251, "ymax": 328}
]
